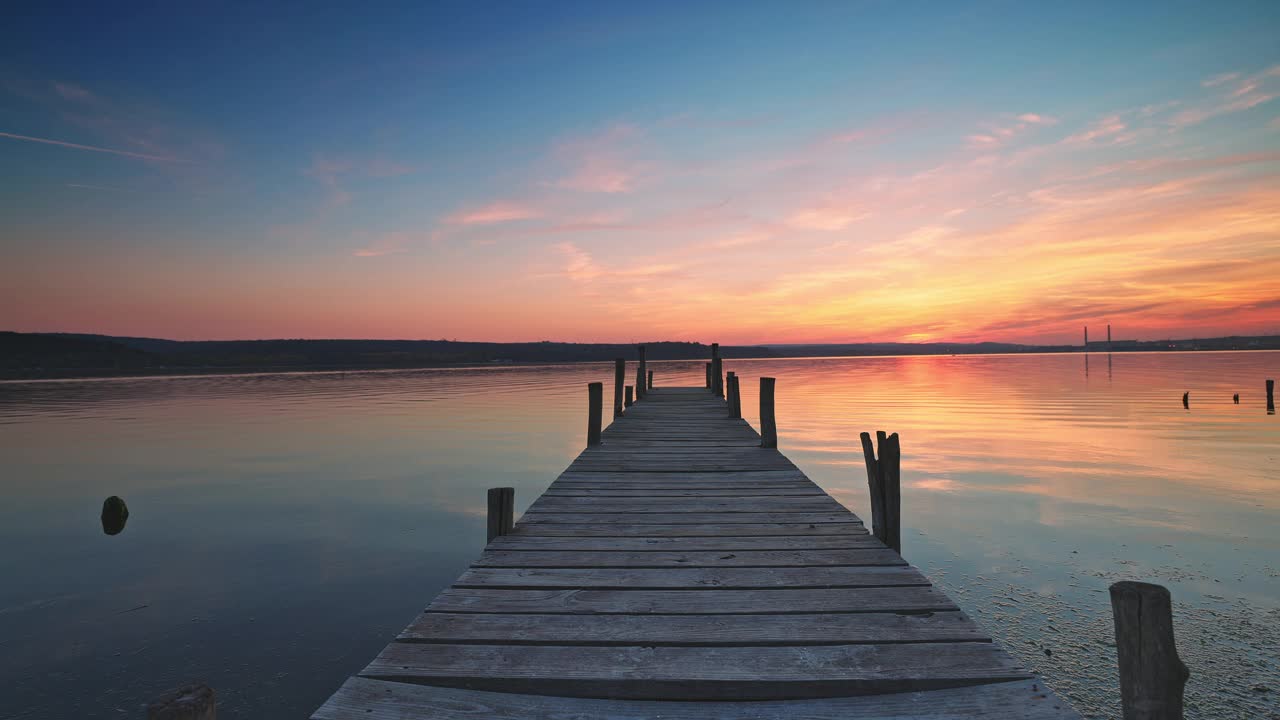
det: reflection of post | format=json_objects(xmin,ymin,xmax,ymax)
[
  {"xmin": 1085, "ymin": 353, "xmax": 1089, "ymax": 378},
  {"xmin": 1110, "ymin": 581, "xmax": 1188, "ymax": 720},
  {"xmin": 1108, "ymin": 353, "xmax": 1112, "ymax": 381}
]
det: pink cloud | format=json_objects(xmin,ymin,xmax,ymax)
[
  {"xmin": 787, "ymin": 205, "xmax": 867, "ymax": 231},
  {"xmin": 552, "ymin": 124, "xmax": 643, "ymax": 193},
  {"xmin": 1063, "ymin": 114, "xmax": 1128, "ymax": 144},
  {"xmin": 446, "ymin": 201, "xmax": 541, "ymax": 225},
  {"xmin": 966, "ymin": 113, "xmax": 1058, "ymax": 149},
  {"xmin": 1171, "ymin": 65, "xmax": 1280, "ymax": 128}
]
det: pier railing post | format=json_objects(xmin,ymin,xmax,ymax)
[
  {"xmin": 759, "ymin": 377, "xmax": 777, "ymax": 448},
  {"xmin": 648, "ymin": 370, "xmax": 654, "ymax": 390},
  {"xmin": 732, "ymin": 371, "xmax": 742, "ymax": 417},
  {"xmin": 613, "ymin": 359, "xmax": 625, "ymax": 419},
  {"xmin": 587, "ymin": 382, "xmax": 603, "ymax": 446},
  {"xmin": 625, "ymin": 385, "xmax": 634, "ymax": 407},
  {"xmin": 486, "ymin": 487, "xmax": 514, "ymax": 542},
  {"xmin": 146, "ymin": 683, "xmax": 215, "ymax": 720},
  {"xmin": 705, "ymin": 362, "xmax": 712, "ymax": 390},
  {"xmin": 859, "ymin": 431, "xmax": 902, "ymax": 553},
  {"xmin": 711, "ymin": 343, "xmax": 723, "ymax": 397},
  {"xmin": 1110, "ymin": 581, "xmax": 1188, "ymax": 720},
  {"xmin": 637, "ymin": 345, "xmax": 647, "ymax": 400}
]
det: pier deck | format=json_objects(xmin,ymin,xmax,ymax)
[{"xmin": 313, "ymin": 385, "xmax": 1078, "ymax": 718}]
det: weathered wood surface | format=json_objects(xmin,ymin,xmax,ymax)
[
  {"xmin": 1110, "ymin": 581, "xmax": 1188, "ymax": 720},
  {"xmin": 317, "ymin": 676, "xmax": 1077, "ymax": 720},
  {"xmin": 313, "ymin": 385, "xmax": 1078, "ymax": 718}
]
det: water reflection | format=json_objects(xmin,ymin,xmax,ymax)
[{"xmin": 0, "ymin": 353, "xmax": 1276, "ymax": 719}]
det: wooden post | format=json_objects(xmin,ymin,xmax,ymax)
[
  {"xmin": 731, "ymin": 374, "xmax": 742, "ymax": 418},
  {"xmin": 1268, "ymin": 379, "xmax": 1275, "ymax": 412},
  {"xmin": 1233, "ymin": 393, "xmax": 1239, "ymax": 404},
  {"xmin": 625, "ymin": 385, "xmax": 634, "ymax": 407},
  {"xmin": 705, "ymin": 362, "xmax": 712, "ymax": 389},
  {"xmin": 759, "ymin": 377, "xmax": 776, "ymax": 448},
  {"xmin": 1182, "ymin": 392, "xmax": 1189, "ymax": 409},
  {"xmin": 486, "ymin": 487, "xmax": 514, "ymax": 542},
  {"xmin": 711, "ymin": 343, "xmax": 723, "ymax": 398},
  {"xmin": 726, "ymin": 372, "xmax": 737, "ymax": 418},
  {"xmin": 587, "ymin": 382, "xmax": 602, "ymax": 446},
  {"xmin": 1110, "ymin": 581, "xmax": 1188, "ymax": 720},
  {"xmin": 613, "ymin": 359, "xmax": 625, "ymax": 419},
  {"xmin": 636, "ymin": 345, "xmax": 647, "ymax": 400},
  {"xmin": 859, "ymin": 431, "xmax": 902, "ymax": 554},
  {"xmin": 147, "ymin": 683, "xmax": 215, "ymax": 720},
  {"xmin": 647, "ymin": 370, "xmax": 654, "ymax": 390}
]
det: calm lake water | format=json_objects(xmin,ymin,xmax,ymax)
[{"xmin": 1, "ymin": 352, "xmax": 1276, "ymax": 719}]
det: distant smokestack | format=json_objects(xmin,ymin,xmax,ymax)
[
  {"xmin": 1084, "ymin": 326, "xmax": 1089, "ymax": 349},
  {"xmin": 1107, "ymin": 324, "xmax": 1112, "ymax": 352}
]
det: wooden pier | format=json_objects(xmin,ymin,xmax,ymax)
[{"xmin": 313, "ymin": 376, "xmax": 1079, "ymax": 718}]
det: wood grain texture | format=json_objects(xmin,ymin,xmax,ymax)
[
  {"xmin": 474, "ymin": 547, "xmax": 904, "ymax": 567},
  {"xmin": 314, "ymin": 677, "xmax": 1080, "ymax": 720},
  {"xmin": 452, "ymin": 565, "xmax": 929, "ymax": 589},
  {"xmin": 361, "ymin": 642, "xmax": 1030, "ymax": 699},
  {"xmin": 424, "ymin": 586, "xmax": 958, "ymax": 614},
  {"xmin": 398, "ymin": 610, "xmax": 988, "ymax": 645}
]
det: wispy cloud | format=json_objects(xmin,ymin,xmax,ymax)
[
  {"xmin": 446, "ymin": 201, "xmax": 541, "ymax": 225},
  {"xmin": 966, "ymin": 112, "xmax": 1058, "ymax": 148},
  {"xmin": 552, "ymin": 124, "xmax": 644, "ymax": 193},
  {"xmin": 1171, "ymin": 65, "xmax": 1280, "ymax": 128},
  {"xmin": 0, "ymin": 130, "xmax": 183, "ymax": 162}
]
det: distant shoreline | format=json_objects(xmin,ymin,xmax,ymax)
[{"xmin": 4, "ymin": 347, "xmax": 1276, "ymax": 383}]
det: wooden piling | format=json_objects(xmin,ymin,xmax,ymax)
[
  {"xmin": 726, "ymin": 372, "xmax": 738, "ymax": 418},
  {"xmin": 1268, "ymin": 379, "xmax": 1275, "ymax": 412},
  {"xmin": 625, "ymin": 385, "xmax": 634, "ymax": 407},
  {"xmin": 1233, "ymin": 393, "xmax": 1239, "ymax": 404},
  {"xmin": 587, "ymin": 382, "xmax": 602, "ymax": 446},
  {"xmin": 731, "ymin": 373, "xmax": 742, "ymax": 418},
  {"xmin": 705, "ymin": 362, "xmax": 712, "ymax": 389},
  {"xmin": 859, "ymin": 431, "xmax": 902, "ymax": 554},
  {"xmin": 1110, "ymin": 581, "xmax": 1188, "ymax": 720},
  {"xmin": 1182, "ymin": 392, "xmax": 1189, "ymax": 409},
  {"xmin": 711, "ymin": 343, "xmax": 723, "ymax": 398},
  {"xmin": 637, "ymin": 345, "xmax": 647, "ymax": 400},
  {"xmin": 613, "ymin": 359, "xmax": 625, "ymax": 419},
  {"xmin": 486, "ymin": 487, "xmax": 514, "ymax": 542},
  {"xmin": 146, "ymin": 683, "xmax": 215, "ymax": 720},
  {"xmin": 647, "ymin": 370, "xmax": 654, "ymax": 390},
  {"xmin": 759, "ymin": 377, "xmax": 777, "ymax": 448}
]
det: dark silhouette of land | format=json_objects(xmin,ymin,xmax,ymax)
[{"xmin": 2, "ymin": 331, "xmax": 1277, "ymax": 380}]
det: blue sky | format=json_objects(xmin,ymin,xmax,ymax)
[{"xmin": 2, "ymin": 1, "xmax": 1278, "ymax": 342}]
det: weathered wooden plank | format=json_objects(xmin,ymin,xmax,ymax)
[
  {"xmin": 507, "ymin": 522, "xmax": 868, "ymax": 537},
  {"xmin": 557, "ymin": 470, "xmax": 808, "ymax": 482},
  {"xmin": 362, "ymin": 642, "xmax": 1029, "ymax": 699},
  {"xmin": 399, "ymin": 610, "xmax": 987, "ymax": 645},
  {"xmin": 425, "ymin": 586, "xmax": 957, "ymax": 614},
  {"xmin": 543, "ymin": 486, "xmax": 825, "ymax": 497},
  {"xmin": 315, "ymin": 677, "xmax": 1080, "ymax": 720},
  {"xmin": 485, "ymin": 534, "xmax": 886, "ymax": 551},
  {"xmin": 453, "ymin": 566, "xmax": 928, "ymax": 589},
  {"xmin": 475, "ymin": 548, "xmax": 904, "ymax": 567},
  {"xmin": 517, "ymin": 512, "xmax": 859, "ymax": 524},
  {"xmin": 526, "ymin": 496, "xmax": 845, "ymax": 513}
]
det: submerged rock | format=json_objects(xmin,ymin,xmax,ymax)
[{"xmin": 101, "ymin": 495, "xmax": 129, "ymax": 535}]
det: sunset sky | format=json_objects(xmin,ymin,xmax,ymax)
[{"xmin": 2, "ymin": 1, "xmax": 1278, "ymax": 345}]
